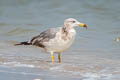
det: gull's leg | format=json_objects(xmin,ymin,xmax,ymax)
[
  {"xmin": 58, "ymin": 53, "xmax": 61, "ymax": 63},
  {"xmin": 50, "ymin": 51, "xmax": 54, "ymax": 63}
]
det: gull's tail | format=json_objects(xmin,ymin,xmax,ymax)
[{"xmin": 14, "ymin": 41, "xmax": 32, "ymax": 46}]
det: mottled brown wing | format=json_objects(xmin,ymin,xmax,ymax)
[{"xmin": 30, "ymin": 28, "xmax": 58, "ymax": 48}]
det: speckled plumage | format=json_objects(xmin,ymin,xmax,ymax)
[
  {"xmin": 15, "ymin": 18, "xmax": 87, "ymax": 63},
  {"xmin": 29, "ymin": 27, "xmax": 76, "ymax": 53}
]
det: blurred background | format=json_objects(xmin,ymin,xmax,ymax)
[{"xmin": 0, "ymin": 0, "xmax": 120, "ymax": 80}]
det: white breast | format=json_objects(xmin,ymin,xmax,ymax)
[
  {"xmin": 60, "ymin": 29, "xmax": 76, "ymax": 51},
  {"xmin": 44, "ymin": 28, "xmax": 76, "ymax": 53}
]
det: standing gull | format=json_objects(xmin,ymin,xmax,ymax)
[{"xmin": 15, "ymin": 18, "xmax": 87, "ymax": 63}]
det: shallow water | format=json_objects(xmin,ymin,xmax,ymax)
[{"xmin": 0, "ymin": 0, "xmax": 120, "ymax": 80}]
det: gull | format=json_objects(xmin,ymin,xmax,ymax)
[{"xmin": 15, "ymin": 18, "xmax": 87, "ymax": 63}]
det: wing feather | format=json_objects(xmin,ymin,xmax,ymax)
[{"xmin": 30, "ymin": 28, "xmax": 59, "ymax": 47}]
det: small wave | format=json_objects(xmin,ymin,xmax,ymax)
[
  {"xmin": 81, "ymin": 72, "xmax": 113, "ymax": 80},
  {"xmin": 0, "ymin": 69, "xmax": 42, "ymax": 76},
  {"xmin": 4, "ymin": 27, "xmax": 34, "ymax": 36},
  {"xmin": 49, "ymin": 64, "xmax": 120, "ymax": 80},
  {"xmin": 0, "ymin": 60, "xmax": 119, "ymax": 80},
  {"xmin": 3, "ymin": 62, "xmax": 35, "ymax": 68}
]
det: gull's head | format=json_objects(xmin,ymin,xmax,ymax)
[{"xmin": 64, "ymin": 18, "xmax": 87, "ymax": 29}]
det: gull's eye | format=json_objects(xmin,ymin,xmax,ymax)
[{"xmin": 72, "ymin": 21, "xmax": 75, "ymax": 23}]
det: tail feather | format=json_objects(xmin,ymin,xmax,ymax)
[{"xmin": 14, "ymin": 41, "xmax": 32, "ymax": 46}]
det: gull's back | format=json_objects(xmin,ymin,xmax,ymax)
[{"xmin": 30, "ymin": 27, "xmax": 60, "ymax": 48}]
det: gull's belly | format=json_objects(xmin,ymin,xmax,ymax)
[
  {"xmin": 47, "ymin": 37, "xmax": 75, "ymax": 53},
  {"xmin": 46, "ymin": 34, "xmax": 76, "ymax": 53}
]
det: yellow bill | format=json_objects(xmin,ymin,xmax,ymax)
[{"xmin": 78, "ymin": 23, "xmax": 87, "ymax": 29}]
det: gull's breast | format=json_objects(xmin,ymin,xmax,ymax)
[{"xmin": 44, "ymin": 29, "xmax": 76, "ymax": 53}]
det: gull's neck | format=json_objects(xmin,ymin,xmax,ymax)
[
  {"xmin": 61, "ymin": 24, "xmax": 76, "ymax": 41},
  {"xmin": 63, "ymin": 24, "xmax": 74, "ymax": 31},
  {"xmin": 62, "ymin": 24, "xmax": 74, "ymax": 35}
]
